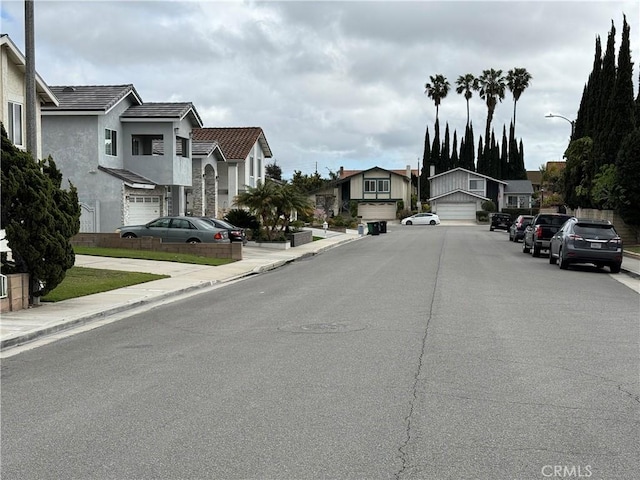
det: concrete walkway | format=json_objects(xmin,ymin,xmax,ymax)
[{"xmin": 1, "ymin": 226, "xmax": 638, "ymax": 353}]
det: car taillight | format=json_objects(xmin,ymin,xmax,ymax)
[
  {"xmin": 608, "ymin": 237, "xmax": 622, "ymax": 246},
  {"xmin": 568, "ymin": 234, "xmax": 583, "ymax": 241},
  {"xmin": 214, "ymin": 232, "xmax": 223, "ymax": 240},
  {"xmin": 535, "ymin": 225, "xmax": 543, "ymax": 239}
]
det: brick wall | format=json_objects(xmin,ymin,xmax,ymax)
[
  {"xmin": 0, "ymin": 273, "xmax": 29, "ymax": 313},
  {"xmin": 72, "ymin": 233, "xmax": 242, "ymax": 260}
]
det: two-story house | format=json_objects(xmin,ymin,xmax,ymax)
[
  {"xmin": 192, "ymin": 127, "xmax": 272, "ymax": 217},
  {"xmin": 312, "ymin": 166, "xmax": 415, "ymax": 220},
  {"xmin": 1, "ymin": 34, "xmax": 58, "ymax": 159},
  {"xmin": 41, "ymin": 85, "xmax": 203, "ymax": 232},
  {"xmin": 428, "ymin": 167, "xmax": 507, "ymax": 220}
]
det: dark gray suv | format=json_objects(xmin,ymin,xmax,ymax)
[{"xmin": 549, "ymin": 218, "xmax": 623, "ymax": 273}]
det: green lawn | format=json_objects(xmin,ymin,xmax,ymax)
[
  {"xmin": 626, "ymin": 245, "xmax": 640, "ymax": 254},
  {"xmin": 42, "ymin": 267, "xmax": 169, "ymax": 302},
  {"xmin": 74, "ymin": 246, "xmax": 236, "ymax": 266}
]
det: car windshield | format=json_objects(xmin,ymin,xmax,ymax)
[
  {"xmin": 574, "ymin": 225, "xmax": 617, "ymax": 238},
  {"xmin": 216, "ymin": 219, "xmax": 236, "ymax": 229},
  {"xmin": 550, "ymin": 216, "xmax": 571, "ymax": 226}
]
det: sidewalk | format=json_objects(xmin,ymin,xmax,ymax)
[
  {"xmin": 1, "ymin": 228, "xmax": 638, "ymax": 352},
  {"xmin": 0, "ymin": 228, "xmax": 363, "ymax": 351}
]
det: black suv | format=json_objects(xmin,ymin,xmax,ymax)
[{"xmin": 490, "ymin": 213, "xmax": 512, "ymax": 231}]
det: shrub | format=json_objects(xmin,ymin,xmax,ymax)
[
  {"xmin": 481, "ymin": 200, "xmax": 496, "ymax": 212},
  {"xmin": 225, "ymin": 209, "xmax": 259, "ymax": 230},
  {"xmin": 397, "ymin": 209, "xmax": 412, "ymax": 220},
  {"xmin": 476, "ymin": 211, "xmax": 489, "ymax": 222}
]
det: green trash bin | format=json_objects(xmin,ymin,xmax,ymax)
[
  {"xmin": 379, "ymin": 220, "xmax": 387, "ymax": 233},
  {"xmin": 367, "ymin": 222, "xmax": 380, "ymax": 235}
]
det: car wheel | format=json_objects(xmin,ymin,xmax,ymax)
[
  {"xmin": 610, "ymin": 263, "xmax": 621, "ymax": 274},
  {"xmin": 405, "ymin": 220, "xmax": 412, "ymax": 225},
  {"xmin": 122, "ymin": 233, "xmax": 136, "ymax": 239},
  {"xmin": 430, "ymin": 220, "xmax": 436, "ymax": 225},
  {"xmin": 549, "ymin": 250, "xmax": 557, "ymax": 264},
  {"xmin": 522, "ymin": 240, "xmax": 530, "ymax": 254},
  {"xmin": 187, "ymin": 238, "xmax": 201, "ymax": 244},
  {"xmin": 558, "ymin": 248, "xmax": 569, "ymax": 270},
  {"xmin": 490, "ymin": 226, "xmax": 494, "ymax": 231},
  {"xmin": 532, "ymin": 244, "xmax": 541, "ymax": 257}
]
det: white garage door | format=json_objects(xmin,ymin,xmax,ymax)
[
  {"xmin": 128, "ymin": 196, "xmax": 160, "ymax": 225},
  {"xmin": 436, "ymin": 202, "xmax": 476, "ymax": 220},
  {"xmin": 358, "ymin": 202, "xmax": 396, "ymax": 220}
]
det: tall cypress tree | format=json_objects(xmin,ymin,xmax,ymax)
[
  {"xmin": 421, "ymin": 125, "xmax": 431, "ymax": 201},
  {"xmin": 574, "ymin": 36, "xmax": 602, "ymax": 140},
  {"xmin": 441, "ymin": 123, "xmax": 451, "ymax": 171},
  {"xmin": 594, "ymin": 21, "xmax": 618, "ymax": 169},
  {"xmin": 466, "ymin": 123, "xmax": 476, "ymax": 171},
  {"xmin": 500, "ymin": 125, "xmax": 509, "ymax": 179},
  {"xmin": 451, "ymin": 130, "xmax": 459, "ymax": 168},
  {"xmin": 477, "ymin": 137, "xmax": 487, "ymax": 175},
  {"xmin": 605, "ymin": 15, "xmax": 635, "ymax": 161},
  {"xmin": 431, "ymin": 118, "xmax": 441, "ymax": 174}
]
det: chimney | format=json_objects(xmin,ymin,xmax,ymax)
[
  {"xmin": 429, "ymin": 165, "xmax": 435, "ymax": 177},
  {"xmin": 339, "ymin": 166, "xmax": 344, "ymax": 178},
  {"xmin": 406, "ymin": 165, "xmax": 411, "ymax": 178}
]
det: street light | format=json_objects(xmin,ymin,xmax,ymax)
[{"xmin": 545, "ymin": 113, "xmax": 575, "ymax": 139}]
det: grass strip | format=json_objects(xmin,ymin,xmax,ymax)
[
  {"xmin": 74, "ymin": 246, "xmax": 235, "ymax": 266},
  {"xmin": 42, "ymin": 266, "xmax": 169, "ymax": 302},
  {"xmin": 626, "ymin": 246, "xmax": 640, "ymax": 254}
]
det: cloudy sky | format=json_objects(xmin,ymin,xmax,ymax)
[{"xmin": 2, "ymin": 0, "xmax": 638, "ymax": 179}]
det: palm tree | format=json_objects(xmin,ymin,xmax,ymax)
[
  {"xmin": 477, "ymin": 69, "xmax": 506, "ymax": 152},
  {"xmin": 506, "ymin": 67, "xmax": 532, "ymax": 129},
  {"xmin": 455, "ymin": 73, "xmax": 478, "ymax": 127},
  {"xmin": 234, "ymin": 180, "xmax": 278, "ymax": 237},
  {"xmin": 424, "ymin": 74, "xmax": 450, "ymax": 123}
]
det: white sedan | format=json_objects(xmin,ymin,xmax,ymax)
[{"xmin": 401, "ymin": 213, "xmax": 441, "ymax": 225}]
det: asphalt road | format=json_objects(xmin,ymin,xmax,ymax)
[{"xmin": 1, "ymin": 224, "xmax": 638, "ymax": 480}]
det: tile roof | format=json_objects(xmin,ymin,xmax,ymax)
[
  {"xmin": 527, "ymin": 171, "xmax": 542, "ymax": 185},
  {"xmin": 121, "ymin": 102, "xmax": 203, "ymax": 127},
  {"xmin": 43, "ymin": 85, "xmax": 142, "ymax": 112},
  {"xmin": 98, "ymin": 166, "xmax": 155, "ymax": 186},
  {"xmin": 192, "ymin": 127, "xmax": 272, "ymax": 160}
]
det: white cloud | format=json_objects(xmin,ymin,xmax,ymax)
[{"xmin": 1, "ymin": 0, "xmax": 638, "ymax": 178}]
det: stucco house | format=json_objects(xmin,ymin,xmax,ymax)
[
  {"xmin": 428, "ymin": 167, "xmax": 507, "ymax": 220},
  {"xmin": 503, "ymin": 180, "xmax": 534, "ymax": 209},
  {"xmin": 40, "ymin": 84, "xmax": 203, "ymax": 232},
  {"xmin": 191, "ymin": 127, "xmax": 272, "ymax": 217},
  {"xmin": 312, "ymin": 166, "xmax": 416, "ymax": 220},
  {"xmin": 1, "ymin": 34, "xmax": 58, "ymax": 159}
]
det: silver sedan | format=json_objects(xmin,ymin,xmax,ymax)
[{"xmin": 116, "ymin": 216, "xmax": 230, "ymax": 243}]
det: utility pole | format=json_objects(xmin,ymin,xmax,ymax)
[
  {"xmin": 416, "ymin": 157, "xmax": 421, "ymax": 211},
  {"xmin": 25, "ymin": 0, "xmax": 38, "ymax": 158}
]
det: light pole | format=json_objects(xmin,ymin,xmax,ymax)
[{"xmin": 545, "ymin": 113, "xmax": 575, "ymax": 139}]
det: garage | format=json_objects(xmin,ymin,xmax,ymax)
[
  {"xmin": 358, "ymin": 202, "xmax": 397, "ymax": 220},
  {"xmin": 435, "ymin": 202, "xmax": 476, "ymax": 220},
  {"xmin": 128, "ymin": 196, "xmax": 160, "ymax": 225}
]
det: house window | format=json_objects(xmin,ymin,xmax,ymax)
[
  {"xmin": 257, "ymin": 157, "xmax": 262, "ymax": 178},
  {"xmin": 364, "ymin": 180, "xmax": 376, "ymax": 193},
  {"xmin": 175, "ymin": 137, "xmax": 189, "ymax": 157},
  {"xmin": 469, "ymin": 178, "xmax": 484, "ymax": 191},
  {"xmin": 132, "ymin": 135, "xmax": 163, "ymax": 155},
  {"xmin": 105, "ymin": 129, "xmax": 117, "ymax": 156},
  {"xmin": 377, "ymin": 179, "xmax": 390, "ymax": 193},
  {"xmin": 249, "ymin": 155, "xmax": 255, "ymax": 177},
  {"xmin": 7, "ymin": 102, "xmax": 23, "ymax": 146},
  {"xmin": 507, "ymin": 195, "xmax": 518, "ymax": 207}
]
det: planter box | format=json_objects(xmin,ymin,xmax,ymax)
[
  {"xmin": 253, "ymin": 241, "xmax": 291, "ymax": 250},
  {"xmin": 290, "ymin": 230, "xmax": 312, "ymax": 247}
]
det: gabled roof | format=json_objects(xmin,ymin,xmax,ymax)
[
  {"xmin": 339, "ymin": 166, "xmax": 418, "ymax": 180},
  {"xmin": 192, "ymin": 127, "xmax": 272, "ymax": 160},
  {"xmin": 43, "ymin": 84, "xmax": 141, "ymax": 113},
  {"xmin": 0, "ymin": 34, "xmax": 58, "ymax": 106},
  {"xmin": 504, "ymin": 180, "xmax": 534, "ymax": 194},
  {"xmin": 192, "ymin": 140, "xmax": 227, "ymax": 161},
  {"xmin": 98, "ymin": 166, "xmax": 155, "ymax": 189},
  {"xmin": 121, "ymin": 102, "xmax": 203, "ymax": 127},
  {"xmin": 428, "ymin": 167, "xmax": 508, "ymax": 185},
  {"xmin": 429, "ymin": 189, "xmax": 489, "ymax": 202}
]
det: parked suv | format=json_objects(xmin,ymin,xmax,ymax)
[
  {"xmin": 509, "ymin": 215, "xmax": 534, "ymax": 242},
  {"xmin": 522, "ymin": 213, "xmax": 572, "ymax": 257},
  {"xmin": 549, "ymin": 218, "xmax": 623, "ymax": 273},
  {"xmin": 490, "ymin": 213, "xmax": 512, "ymax": 232}
]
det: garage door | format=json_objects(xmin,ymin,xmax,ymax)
[
  {"xmin": 128, "ymin": 196, "xmax": 160, "ymax": 225},
  {"xmin": 436, "ymin": 202, "xmax": 476, "ymax": 220},
  {"xmin": 358, "ymin": 202, "xmax": 396, "ymax": 220}
]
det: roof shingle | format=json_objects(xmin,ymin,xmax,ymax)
[
  {"xmin": 44, "ymin": 84, "xmax": 142, "ymax": 112},
  {"xmin": 192, "ymin": 127, "xmax": 272, "ymax": 160}
]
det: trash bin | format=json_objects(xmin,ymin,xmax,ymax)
[
  {"xmin": 379, "ymin": 220, "xmax": 387, "ymax": 233},
  {"xmin": 358, "ymin": 224, "xmax": 365, "ymax": 236},
  {"xmin": 367, "ymin": 222, "xmax": 380, "ymax": 235}
]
